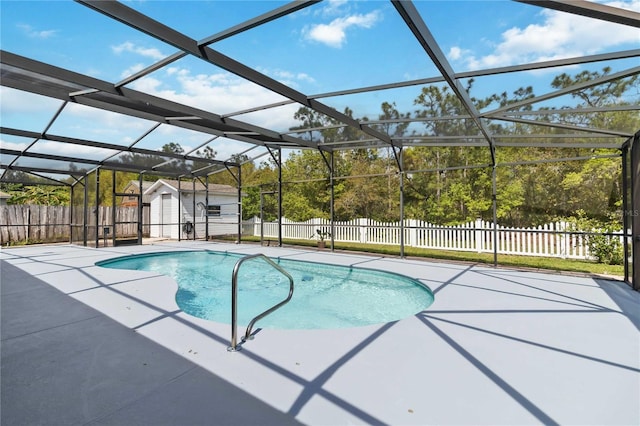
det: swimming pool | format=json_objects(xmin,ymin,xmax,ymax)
[{"xmin": 97, "ymin": 250, "xmax": 434, "ymax": 329}]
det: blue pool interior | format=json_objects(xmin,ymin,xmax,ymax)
[{"xmin": 97, "ymin": 250, "xmax": 434, "ymax": 329}]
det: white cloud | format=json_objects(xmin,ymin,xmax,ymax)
[
  {"xmin": 0, "ymin": 138, "xmax": 116, "ymax": 160},
  {"xmin": 304, "ymin": 10, "xmax": 382, "ymax": 48},
  {"xmin": 127, "ymin": 67, "xmax": 302, "ymax": 135},
  {"xmin": 111, "ymin": 42, "xmax": 166, "ymax": 60},
  {"xmin": 64, "ymin": 103, "xmax": 153, "ymax": 131},
  {"xmin": 0, "ymin": 139, "xmax": 28, "ymax": 151},
  {"xmin": 2, "ymin": 66, "xmax": 306, "ymax": 163},
  {"xmin": 321, "ymin": 0, "xmax": 349, "ymax": 17},
  {"xmin": 457, "ymin": 0, "xmax": 640, "ymax": 70},
  {"xmin": 120, "ymin": 63, "xmax": 146, "ymax": 79},
  {"xmin": 447, "ymin": 46, "xmax": 472, "ymax": 61},
  {"xmin": 39, "ymin": 141, "xmax": 116, "ymax": 157},
  {"xmin": 45, "ymin": 103, "xmax": 161, "ymax": 148},
  {"xmin": 256, "ymin": 67, "xmax": 316, "ymax": 87},
  {"xmin": 0, "ymin": 87, "xmax": 61, "ymax": 114},
  {"xmin": 17, "ymin": 23, "xmax": 57, "ymax": 39}
]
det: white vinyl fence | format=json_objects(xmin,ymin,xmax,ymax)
[{"xmin": 252, "ymin": 217, "xmax": 627, "ymax": 260}]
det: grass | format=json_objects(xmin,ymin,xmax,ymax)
[{"xmin": 236, "ymin": 236, "xmax": 626, "ymax": 278}]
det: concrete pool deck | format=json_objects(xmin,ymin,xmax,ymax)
[{"xmin": 1, "ymin": 241, "xmax": 639, "ymax": 425}]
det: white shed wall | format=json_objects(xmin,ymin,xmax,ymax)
[
  {"xmin": 148, "ymin": 186, "xmax": 179, "ymax": 239},
  {"xmin": 205, "ymin": 194, "xmax": 240, "ymax": 237},
  {"xmin": 148, "ymin": 184, "xmax": 239, "ymax": 239}
]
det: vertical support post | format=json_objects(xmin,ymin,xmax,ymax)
[
  {"xmin": 622, "ymin": 146, "xmax": 630, "ymax": 283},
  {"xmin": 178, "ymin": 178, "xmax": 182, "ymax": 241},
  {"xmin": 260, "ymin": 191, "xmax": 265, "ymax": 246},
  {"xmin": 492, "ymin": 165, "xmax": 498, "ymax": 267},
  {"xmin": 205, "ymin": 175, "xmax": 210, "ymax": 241},
  {"xmin": 631, "ymin": 132, "xmax": 640, "ymax": 291},
  {"xmin": 277, "ymin": 148, "xmax": 283, "ymax": 247},
  {"xmin": 237, "ymin": 164, "xmax": 242, "ymax": 244},
  {"xmin": 192, "ymin": 179, "xmax": 196, "ymax": 241},
  {"xmin": 389, "ymin": 145, "xmax": 405, "ymax": 258},
  {"xmin": 265, "ymin": 146, "xmax": 282, "ymax": 246},
  {"xmin": 330, "ymin": 152, "xmax": 335, "ymax": 252},
  {"xmin": 138, "ymin": 173, "xmax": 143, "ymax": 244},
  {"xmin": 319, "ymin": 149, "xmax": 336, "ymax": 251},
  {"xmin": 95, "ymin": 168, "xmax": 100, "ymax": 248},
  {"xmin": 112, "ymin": 169, "xmax": 117, "ymax": 247},
  {"xmin": 399, "ymin": 148, "xmax": 405, "ymax": 258},
  {"xmin": 83, "ymin": 175, "xmax": 88, "ymax": 247},
  {"xmin": 223, "ymin": 162, "xmax": 243, "ymax": 244},
  {"xmin": 69, "ymin": 183, "xmax": 74, "ymax": 244}
]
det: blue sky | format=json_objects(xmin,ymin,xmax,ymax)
[{"xmin": 1, "ymin": 0, "xmax": 639, "ymax": 164}]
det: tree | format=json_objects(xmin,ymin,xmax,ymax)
[
  {"xmin": 251, "ymin": 68, "xmax": 637, "ymax": 227},
  {"xmin": 408, "ymin": 80, "xmax": 497, "ymax": 224},
  {"xmin": 551, "ymin": 67, "xmax": 638, "ymax": 109},
  {"xmin": 503, "ymin": 67, "xmax": 639, "ymax": 225},
  {"xmin": 333, "ymin": 147, "xmax": 391, "ymax": 221},
  {"xmin": 161, "ymin": 142, "xmax": 185, "ymax": 154},
  {"xmin": 195, "ymin": 146, "xmax": 216, "ymax": 159},
  {"xmin": 237, "ymin": 159, "xmax": 278, "ymax": 220},
  {"xmin": 282, "ymin": 150, "xmax": 330, "ymax": 220},
  {"xmin": 8, "ymin": 185, "xmax": 69, "ymax": 205},
  {"xmin": 376, "ymin": 102, "xmax": 410, "ymax": 218}
]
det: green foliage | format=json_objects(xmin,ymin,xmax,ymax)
[
  {"xmin": 195, "ymin": 146, "xmax": 216, "ymax": 159},
  {"xmin": 568, "ymin": 210, "xmax": 624, "ymax": 265},
  {"xmin": 8, "ymin": 185, "xmax": 70, "ymax": 205},
  {"xmin": 4, "ymin": 68, "xmax": 635, "ymax": 239},
  {"xmin": 587, "ymin": 234, "xmax": 624, "ymax": 266},
  {"xmin": 312, "ymin": 228, "xmax": 331, "ymax": 241},
  {"xmin": 161, "ymin": 142, "xmax": 185, "ymax": 154},
  {"xmin": 552, "ymin": 67, "xmax": 638, "ymax": 109},
  {"xmin": 235, "ymin": 67, "xmax": 636, "ymax": 231},
  {"xmin": 239, "ymin": 187, "xmax": 262, "ymax": 219},
  {"xmin": 403, "ymin": 146, "xmax": 494, "ymax": 224},
  {"xmin": 282, "ymin": 150, "xmax": 330, "ymax": 220}
]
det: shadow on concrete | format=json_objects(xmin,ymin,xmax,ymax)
[
  {"xmin": 1, "ymin": 260, "xmax": 301, "ymax": 426},
  {"xmin": 2, "ymin": 246, "xmax": 394, "ymax": 425},
  {"xmin": 594, "ymin": 278, "xmax": 640, "ymax": 331},
  {"xmin": 414, "ymin": 272, "xmax": 640, "ymax": 426}
]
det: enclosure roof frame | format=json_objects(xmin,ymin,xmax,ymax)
[{"xmin": 0, "ymin": 0, "xmax": 638, "ymax": 184}]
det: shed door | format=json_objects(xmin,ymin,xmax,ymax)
[{"xmin": 161, "ymin": 194, "xmax": 172, "ymax": 238}]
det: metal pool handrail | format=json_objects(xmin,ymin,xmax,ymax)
[{"xmin": 227, "ymin": 253, "xmax": 294, "ymax": 352}]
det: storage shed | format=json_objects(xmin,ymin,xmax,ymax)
[{"xmin": 145, "ymin": 179, "xmax": 241, "ymax": 240}]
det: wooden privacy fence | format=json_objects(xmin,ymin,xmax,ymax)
[
  {"xmin": 253, "ymin": 217, "xmax": 627, "ymax": 260},
  {"xmin": 0, "ymin": 205, "xmax": 69, "ymax": 244},
  {"xmin": 0, "ymin": 205, "xmax": 144, "ymax": 245}
]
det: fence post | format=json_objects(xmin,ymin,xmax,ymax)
[
  {"xmin": 408, "ymin": 219, "xmax": 417, "ymax": 247},
  {"xmin": 254, "ymin": 216, "xmax": 260, "ymax": 237},
  {"xmin": 559, "ymin": 221, "xmax": 568, "ymax": 259},
  {"xmin": 475, "ymin": 218, "xmax": 482, "ymax": 253},
  {"xmin": 359, "ymin": 218, "xmax": 367, "ymax": 244}
]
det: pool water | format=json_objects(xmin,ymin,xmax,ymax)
[{"xmin": 97, "ymin": 250, "xmax": 434, "ymax": 329}]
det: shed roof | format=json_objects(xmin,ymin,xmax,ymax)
[
  {"xmin": 144, "ymin": 179, "xmax": 237, "ymax": 195},
  {"xmin": 123, "ymin": 181, "xmax": 155, "ymax": 192}
]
